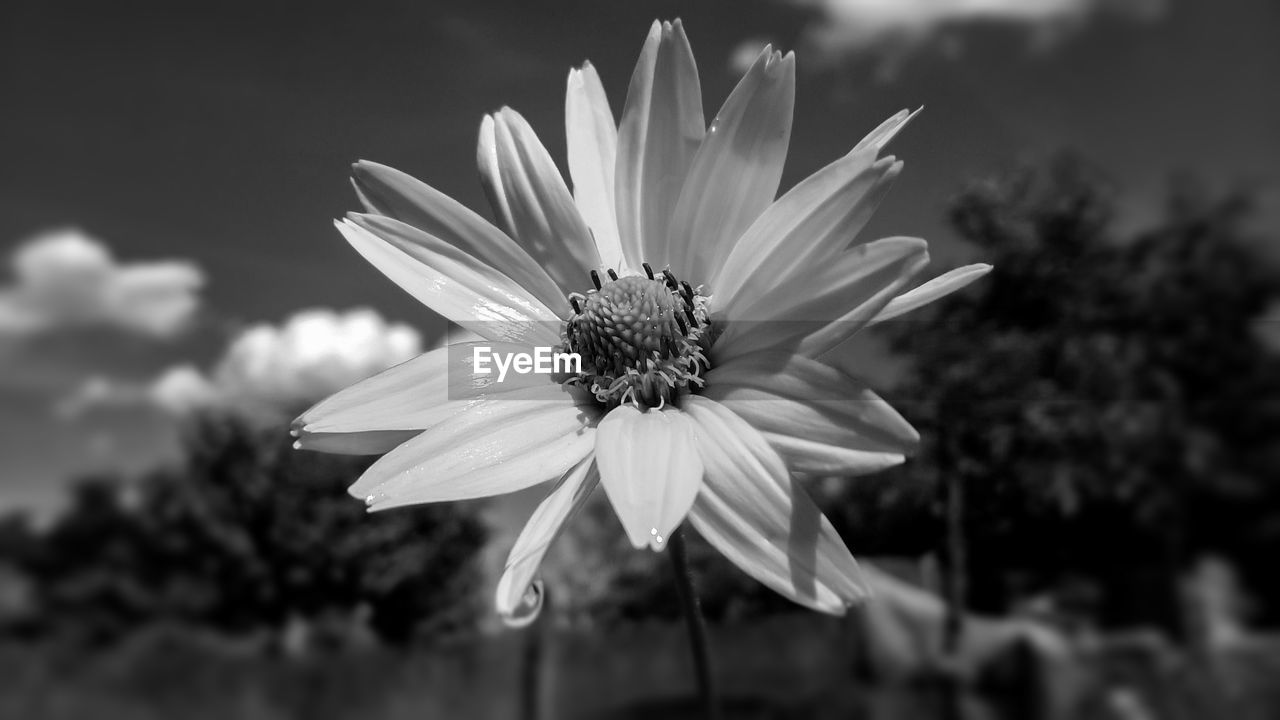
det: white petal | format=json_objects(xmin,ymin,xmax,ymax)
[
  {"xmin": 870, "ymin": 263, "xmax": 993, "ymax": 325},
  {"xmin": 670, "ymin": 46, "xmax": 795, "ymax": 284},
  {"xmin": 794, "ymin": 241, "xmax": 934, "ymax": 357},
  {"xmin": 849, "ymin": 107, "xmax": 921, "ymax": 157},
  {"xmin": 595, "ymin": 404, "xmax": 703, "ymax": 551},
  {"xmin": 294, "ymin": 342, "xmax": 558, "ymax": 439},
  {"xmin": 702, "ymin": 351, "xmax": 918, "ymax": 476},
  {"xmin": 683, "ymin": 396, "xmax": 868, "ymax": 613},
  {"xmin": 337, "ymin": 216, "xmax": 561, "ymax": 347},
  {"xmin": 351, "ymin": 160, "xmax": 569, "ymax": 316},
  {"xmin": 711, "ymin": 151, "xmax": 902, "ymax": 311},
  {"xmin": 294, "ymin": 429, "xmax": 420, "ymax": 456},
  {"xmin": 496, "ymin": 456, "xmax": 599, "ymax": 627},
  {"xmin": 352, "ymin": 384, "xmax": 598, "ymax": 511},
  {"xmin": 614, "ymin": 19, "xmax": 705, "ymax": 269},
  {"xmin": 713, "ymin": 236, "xmax": 929, "ymax": 360},
  {"xmin": 478, "ymin": 109, "xmax": 601, "ymax": 293},
  {"xmin": 566, "ymin": 62, "xmax": 625, "ymax": 272},
  {"xmin": 477, "ymin": 114, "xmax": 512, "ymax": 228}
]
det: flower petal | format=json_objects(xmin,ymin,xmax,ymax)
[
  {"xmin": 337, "ymin": 215, "xmax": 561, "ymax": 347},
  {"xmin": 615, "ymin": 19, "xmax": 705, "ymax": 269},
  {"xmin": 670, "ymin": 46, "xmax": 795, "ymax": 284},
  {"xmin": 794, "ymin": 241, "xmax": 935, "ymax": 357},
  {"xmin": 496, "ymin": 456, "xmax": 599, "ymax": 627},
  {"xmin": 294, "ymin": 341, "xmax": 558, "ymax": 442},
  {"xmin": 702, "ymin": 351, "xmax": 919, "ymax": 476},
  {"xmin": 294, "ymin": 429, "xmax": 420, "ymax": 456},
  {"xmin": 869, "ymin": 263, "xmax": 993, "ymax": 325},
  {"xmin": 595, "ymin": 404, "xmax": 703, "ymax": 551},
  {"xmin": 566, "ymin": 62, "xmax": 625, "ymax": 272},
  {"xmin": 351, "ymin": 384, "xmax": 598, "ymax": 511},
  {"xmin": 711, "ymin": 151, "xmax": 902, "ymax": 310},
  {"xmin": 351, "ymin": 160, "xmax": 569, "ymax": 316},
  {"xmin": 713, "ymin": 236, "xmax": 929, "ymax": 360},
  {"xmin": 849, "ymin": 107, "xmax": 921, "ymax": 157},
  {"xmin": 683, "ymin": 395, "xmax": 869, "ymax": 613},
  {"xmin": 478, "ymin": 109, "xmax": 601, "ymax": 293}
]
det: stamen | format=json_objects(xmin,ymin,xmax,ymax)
[
  {"xmin": 561, "ymin": 266, "xmax": 711, "ymax": 410},
  {"xmin": 683, "ymin": 306, "xmax": 698, "ymax": 329}
]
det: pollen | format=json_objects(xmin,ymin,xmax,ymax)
[{"xmin": 562, "ymin": 266, "xmax": 709, "ymax": 409}]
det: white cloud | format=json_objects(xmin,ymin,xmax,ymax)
[
  {"xmin": 200, "ymin": 307, "xmax": 422, "ymax": 415},
  {"xmin": 0, "ymin": 229, "xmax": 204, "ymax": 338},
  {"xmin": 778, "ymin": 0, "xmax": 1164, "ymax": 75},
  {"xmin": 60, "ymin": 307, "xmax": 425, "ymax": 420},
  {"xmin": 148, "ymin": 365, "xmax": 221, "ymax": 414}
]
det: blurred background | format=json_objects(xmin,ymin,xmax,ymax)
[{"xmin": 2, "ymin": 0, "xmax": 1278, "ymax": 718}]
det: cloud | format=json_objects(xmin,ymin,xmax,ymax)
[
  {"xmin": 198, "ymin": 307, "xmax": 423, "ymax": 416},
  {"xmin": 773, "ymin": 0, "xmax": 1164, "ymax": 76},
  {"xmin": 60, "ymin": 308, "xmax": 425, "ymax": 419},
  {"xmin": 0, "ymin": 229, "xmax": 204, "ymax": 338}
]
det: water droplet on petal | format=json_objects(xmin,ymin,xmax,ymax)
[{"xmin": 365, "ymin": 495, "xmax": 377, "ymax": 507}]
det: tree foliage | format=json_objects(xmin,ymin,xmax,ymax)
[
  {"xmin": 878, "ymin": 155, "xmax": 1280, "ymax": 627},
  {"xmin": 7, "ymin": 412, "xmax": 487, "ymax": 645}
]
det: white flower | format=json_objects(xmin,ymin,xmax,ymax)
[{"xmin": 294, "ymin": 19, "xmax": 990, "ymax": 626}]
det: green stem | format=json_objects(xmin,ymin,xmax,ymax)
[{"xmin": 668, "ymin": 528, "xmax": 720, "ymax": 720}]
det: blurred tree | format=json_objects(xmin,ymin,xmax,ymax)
[
  {"xmin": 873, "ymin": 155, "xmax": 1280, "ymax": 630},
  {"xmin": 13, "ymin": 412, "xmax": 487, "ymax": 645}
]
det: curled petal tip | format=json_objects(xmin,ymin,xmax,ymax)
[{"xmin": 501, "ymin": 579, "xmax": 545, "ymax": 628}]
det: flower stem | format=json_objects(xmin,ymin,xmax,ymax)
[{"xmin": 668, "ymin": 527, "xmax": 720, "ymax": 720}]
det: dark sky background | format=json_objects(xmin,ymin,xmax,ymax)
[{"xmin": 2, "ymin": 0, "xmax": 1278, "ymax": 513}]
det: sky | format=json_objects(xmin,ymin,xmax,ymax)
[{"xmin": 1, "ymin": 0, "xmax": 1278, "ymax": 515}]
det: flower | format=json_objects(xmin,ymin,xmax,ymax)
[{"xmin": 293, "ymin": 19, "xmax": 991, "ymax": 626}]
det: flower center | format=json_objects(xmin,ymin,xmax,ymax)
[{"xmin": 562, "ymin": 263, "xmax": 710, "ymax": 410}]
